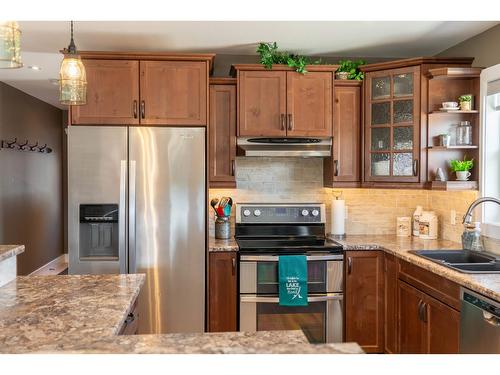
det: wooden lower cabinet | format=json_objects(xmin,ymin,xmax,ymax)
[
  {"xmin": 398, "ymin": 279, "xmax": 460, "ymax": 354},
  {"xmin": 344, "ymin": 251, "xmax": 384, "ymax": 353},
  {"xmin": 208, "ymin": 251, "xmax": 237, "ymax": 332},
  {"xmin": 384, "ymin": 253, "xmax": 398, "ymax": 353}
]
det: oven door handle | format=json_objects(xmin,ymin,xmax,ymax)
[
  {"xmin": 239, "ymin": 254, "xmax": 343, "ymax": 262},
  {"xmin": 240, "ymin": 293, "xmax": 343, "ymax": 303}
]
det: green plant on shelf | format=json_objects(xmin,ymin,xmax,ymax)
[
  {"xmin": 458, "ymin": 95, "xmax": 472, "ymax": 102},
  {"xmin": 336, "ymin": 59, "xmax": 366, "ymax": 80},
  {"xmin": 450, "ymin": 156, "xmax": 474, "ymax": 172},
  {"xmin": 256, "ymin": 42, "xmax": 321, "ymax": 74}
]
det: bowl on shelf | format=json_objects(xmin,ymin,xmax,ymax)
[{"xmin": 442, "ymin": 101, "xmax": 459, "ymax": 109}]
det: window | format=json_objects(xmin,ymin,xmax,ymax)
[{"xmin": 480, "ymin": 64, "xmax": 500, "ymax": 238}]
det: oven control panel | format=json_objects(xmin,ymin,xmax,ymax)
[{"xmin": 237, "ymin": 204, "xmax": 325, "ymax": 223}]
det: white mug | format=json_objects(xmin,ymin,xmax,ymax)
[{"xmin": 456, "ymin": 171, "xmax": 471, "ymax": 181}]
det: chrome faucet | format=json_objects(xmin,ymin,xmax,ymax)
[
  {"xmin": 462, "ymin": 197, "xmax": 500, "ymax": 251},
  {"xmin": 463, "ymin": 197, "xmax": 500, "ymax": 225}
]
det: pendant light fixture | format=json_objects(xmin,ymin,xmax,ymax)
[
  {"xmin": 59, "ymin": 21, "xmax": 86, "ymax": 105},
  {"xmin": 0, "ymin": 21, "xmax": 22, "ymax": 69}
]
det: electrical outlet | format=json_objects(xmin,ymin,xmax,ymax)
[{"xmin": 450, "ymin": 210, "xmax": 456, "ymax": 225}]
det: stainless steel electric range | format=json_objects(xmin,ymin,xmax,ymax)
[{"xmin": 235, "ymin": 203, "xmax": 344, "ymax": 343}]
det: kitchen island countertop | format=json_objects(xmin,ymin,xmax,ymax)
[
  {"xmin": 0, "ymin": 244, "xmax": 25, "ymax": 262},
  {"xmin": 0, "ymin": 273, "xmax": 362, "ymax": 354}
]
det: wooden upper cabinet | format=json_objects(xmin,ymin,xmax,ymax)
[
  {"xmin": 71, "ymin": 59, "xmax": 140, "ymax": 125},
  {"xmin": 139, "ymin": 61, "xmax": 208, "ymax": 125},
  {"xmin": 345, "ymin": 250, "xmax": 384, "ymax": 353},
  {"xmin": 324, "ymin": 81, "xmax": 361, "ymax": 186},
  {"xmin": 364, "ymin": 65, "xmax": 421, "ymax": 183},
  {"xmin": 209, "ymin": 80, "xmax": 237, "ymax": 188},
  {"xmin": 208, "ymin": 251, "xmax": 237, "ymax": 332},
  {"xmin": 238, "ymin": 70, "xmax": 287, "ymax": 136},
  {"xmin": 286, "ymin": 72, "xmax": 332, "ymax": 137}
]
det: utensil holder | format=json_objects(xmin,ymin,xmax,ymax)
[{"xmin": 215, "ymin": 216, "xmax": 231, "ymax": 239}]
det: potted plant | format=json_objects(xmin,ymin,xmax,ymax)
[
  {"xmin": 256, "ymin": 42, "xmax": 320, "ymax": 74},
  {"xmin": 450, "ymin": 156, "xmax": 474, "ymax": 181},
  {"xmin": 458, "ymin": 94, "xmax": 473, "ymax": 111},
  {"xmin": 335, "ymin": 59, "xmax": 366, "ymax": 80}
]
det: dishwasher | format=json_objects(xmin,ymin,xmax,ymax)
[{"xmin": 460, "ymin": 288, "xmax": 500, "ymax": 353}]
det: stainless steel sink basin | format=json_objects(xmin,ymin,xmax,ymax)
[{"xmin": 409, "ymin": 250, "xmax": 500, "ymax": 274}]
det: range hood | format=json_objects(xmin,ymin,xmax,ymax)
[{"xmin": 237, "ymin": 137, "xmax": 332, "ymax": 157}]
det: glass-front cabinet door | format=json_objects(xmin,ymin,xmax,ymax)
[{"xmin": 365, "ymin": 66, "xmax": 421, "ymax": 182}]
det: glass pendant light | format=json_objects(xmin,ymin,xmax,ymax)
[
  {"xmin": 0, "ymin": 21, "xmax": 22, "ymax": 69},
  {"xmin": 59, "ymin": 21, "xmax": 86, "ymax": 105}
]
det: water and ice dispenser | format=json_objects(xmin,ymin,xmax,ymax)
[{"xmin": 79, "ymin": 204, "xmax": 119, "ymax": 259}]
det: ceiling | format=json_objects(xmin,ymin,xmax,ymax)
[{"xmin": 0, "ymin": 21, "xmax": 497, "ymax": 109}]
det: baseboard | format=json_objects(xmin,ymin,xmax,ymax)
[{"xmin": 29, "ymin": 254, "xmax": 68, "ymax": 276}]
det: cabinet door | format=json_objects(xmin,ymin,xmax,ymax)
[
  {"xmin": 398, "ymin": 280, "xmax": 426, "ymax": 353},
  {"xmin": 71, "ymin": 59, "xmax": 139, "ymax": 125},
  {"xmin": 333, "ymin": 84, "xmax": 361, "ymax": 182},
  {"xmin": 140, "ymin": 61, "xmax": 207, "ymax": 125},
  {"xmin": 209, "ymin": 84, "xmax": 236, "ymax": 187},
  {"xmin": 208, "ymin": 252, "xmax": 237, "ymax": 332},
  {"xmin": 345, "ymin": 251, "xmax": 384, "ymax": 353},
  {"xmin": 286, "ymin": 71, "xmax": 333, "ymax": 137},
  {"xmin": 238, "ymin": 71, "xmax": 287, "ymax": 136},
  {"xmin": 365, "ymin": 66, "xmax": 420, "ymax": 182},
  {"xmin": 424, "ymin": 294, "xmax": 460, "ymax": 353},
  {"xmin": 384, "ymin": 253, "xmax": 398, "ymax": 353}
]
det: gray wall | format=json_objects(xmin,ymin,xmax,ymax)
[
  {"xmin": 0, "ymin": 82, "xmax": 63, "ymax": 275},
  {"xmin": 437, "ymin": 23, "xmax": 500, "ymax": 67}
]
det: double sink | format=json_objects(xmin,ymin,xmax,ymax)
[{"xmin": 410, "ymin": 250, "xmax": 500, "ymax": 274}]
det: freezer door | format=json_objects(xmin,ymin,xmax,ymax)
[
  {"xmin": 68, "ymin": 126, "xmax": 128, "ymax": 275},
  {"xmin": 129, "ymin": 127, "xmax": 206, "ymax": 334}
]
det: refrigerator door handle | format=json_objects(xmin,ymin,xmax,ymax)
[
  {"xmin": 128, "ymin": 160, "xmax": 137, "ymax": 273},
  {"xmin": 119, "ymin": 160, "xmax": 127, "ymax": 274}
]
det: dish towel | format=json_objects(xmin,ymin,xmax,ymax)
[{"xmin": 278, "ymin": 255, "xmax": 308, "ymax": 306}]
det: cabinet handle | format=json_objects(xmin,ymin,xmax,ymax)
[
  {"xmin": 288, "ymin": 114, "xmax": 293, "ymax": 131},
  {"xmin": 231, "ymin": 256, "xmax": 236, "ymax": 276},
  {"xmin": 133, "ymin": 100, "xmax": 138, "ymax": 119},
  {"xmin": 334, "ymin": 160, "xmax": 339, "ymax": 177},
  {"xmin": 140, "ymin": 100, "xmax": 145, "ymax": 119},
  {"xmin": 347, "ymin": 257, "xmax": 352, "ymax": 274},
  {"xmin": 413, "ymin": 159, "xmax": 418, "ymax": 176},
  {"xmin": 280, "ymin": 114, "xmax": 286, "ymax": 131},
  {"xmin": 418, "ymin": 300, "xmax": 424, "ymax": 321},
  {"xmin": 125, "ymin": 312, "xmax": 135, "ymax": 324},
  {"xmin": 231, "ymin": 160, "xmax": 235, "ymax": 176}
]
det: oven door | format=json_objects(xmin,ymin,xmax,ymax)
[
  {"xmin": 240, "ymin": 293, "xmax": 343, "ymax": 343},
  {"xmin": 240, "ymin": 254, "xmax": 343, "ymax": 294}
]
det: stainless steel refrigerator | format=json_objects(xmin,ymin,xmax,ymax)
[{"xmin": 67, "ymin": 126, "xmax": 206, "ymax": 334}]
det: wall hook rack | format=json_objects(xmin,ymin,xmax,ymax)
[{"xmin": 0, "ymin": 138, "xmax": 52, "ymax": 154}]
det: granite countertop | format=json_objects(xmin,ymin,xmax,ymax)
[
  {"xmin": 0, "ymin": 274, "xmax": 145, "ymax": 352},
  {"xmin": 209, "ymin": 236, "xmax": 238, "ymax": 252},
  {"xmin": 0, "ymin": 244, "xmax": 25, "ymax": 262},
  {"xmin": 330, "ymin": 234, "xmax": 500, "ymax": 301},
  {"xmin": 0, "ymin": 273, "xmax": 362, "ymax": 354},
  {"xmin": 17, "ymin": 330, "xmax": 363, "ymax": 354}
]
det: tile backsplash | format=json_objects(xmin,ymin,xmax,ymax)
[{"xmin": 209, "ymin": 157, "xmax": 479, "ymax": 243}]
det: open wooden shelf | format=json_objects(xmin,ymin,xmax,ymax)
[
  {"xmin": 430, "ymin": 180, "xmax": 478, "ymax": 191},
  {"xmin": 429, "ymin": 110, "xmax": 479, "ymax": 114},
  {"xmin": 428, "ymin": 145, "xmax": 478, "ymax": 150}
]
